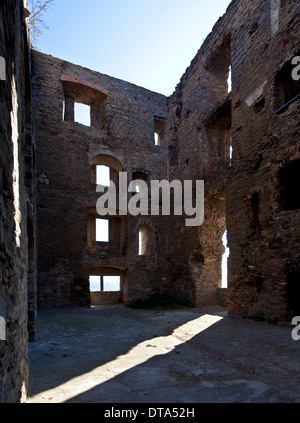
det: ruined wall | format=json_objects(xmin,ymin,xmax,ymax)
[
  {"xmin": 31, "ymin": 52, "xmax": 169, "ymax": 308},
  {"xmin": 166, "ymin": 0, "xmax": 300, "ymax": 321},
  {"xmin": 165, "ymin": 3, "xmax": 233, "ymax": 307},
  {"xmin": 0, "ymin": 0, "xmax": 36, "ymax": 403},
  {"xmin": 31, "ymin": 0, "xmax": 299, "ymax": 322},
  {"xmin": 226, "ymin": 0, "xmax": 300, "ymax": 322}
]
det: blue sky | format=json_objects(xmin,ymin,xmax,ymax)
[{"xmin": 33, "ymin": 0, "xmax": 231, "ymax": 96}]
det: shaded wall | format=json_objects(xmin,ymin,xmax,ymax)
[{"xmin": 0, "ymin": 0, "xmax": 36, "ymax": 403}]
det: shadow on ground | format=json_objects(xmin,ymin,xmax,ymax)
[{"xmin": 27, "ymin": 305, "xmax": 300, "ymax": 403}]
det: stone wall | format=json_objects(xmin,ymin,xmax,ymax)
[
  {"xmin": 0, "ymin": 0, "xmax": 299, "ymax": 405},
  {"xmin": 31, "ymin": 52, "xmax": 169, "ymax": 308},
  {"xmin": 165, "ymin": 0, "xmax": 300, "ymax": 321},
  {"xmin": 32, "ymin": 0, "xmax": 300, "ymax": 322},
  {"xmin": 226, "ymin": 0, "xmax": 300, "ymax": 322},
  {"xmin": 0, "ymin": 0, "xmax": 36, "ymax": 403}
]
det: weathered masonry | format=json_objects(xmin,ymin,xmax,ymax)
[
  {"xmin": 0, "ymin": 0, "xmax": 37, "ymax": 402},
  {"xmin": 31, "ymin": 52, "xmax": 169, "ymax": 308},
  {"xmin": 166, "ymin": 0, "xmax": 300, "ymax": 322},
  {"xmin": 1, "ymin": 0, "xmax": 300, "ymax": 403}
]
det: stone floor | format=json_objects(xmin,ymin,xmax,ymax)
[{"xmin": 26, "ymin": 305, "xmax": 300, "ymax": 403}]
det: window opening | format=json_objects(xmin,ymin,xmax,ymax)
[
  {"xmin": 96, "ymin": 165, "xmax": 110, "ymax": 186},
  {"xmin": 222, "ymin": 230, "xmax": 230, "ymax": 288},
  {"xmin": 96, "ymin": 218, "xmax": 109, "ymax": 242},
  {"xmin": 139, "ymin": 225, "xmax": 150, "ymax": 256},
  {"xmin": 74, "ymin": 102, "xmax": 91, "ymax": 126}
]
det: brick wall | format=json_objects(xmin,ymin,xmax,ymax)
[
  {"xmin": 165, "ymin": 0, "xmax": 300, "ymax": 321},
  {"xmin": 32, "ymin": 0, "xmax": 300, "ymax": 322},
  {"xmin": 31, "ymin": 52, "xmax": 169, "ymax": 308},
  {"xmin": 0, "ymin": 0, "xmax": 36, "ymax": 403}
]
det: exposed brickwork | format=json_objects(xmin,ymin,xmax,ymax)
[
  {"xmin": 166, "ymin": 0, "xmax": 300, "ymax": 321},
  {"xmin": 226, "ymin": 0, "xmax": 300, "ymax": 322},
  {"xmin": 31, "ymin": 51, "xmax": 169, "ymax": 308},
  {"xmin": 0, "ymin": 0, "xmax": 36, "ymax": 403},
  {"xmin": 31, "ymin": 1, "xmax": 300, "ymax": 322}
]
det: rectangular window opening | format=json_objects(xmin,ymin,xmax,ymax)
[
  {"xmin": 227, "ymin": 65, "xmax": 232, "ymax": 94},
  {"xmin": 139, "ymin": 225, "xmax": 150, "ymax": 256},
  {"xmin": 74, "ymin": 102, "xmax": 91, "ymax": 126},
  {"xmin": 89, "ymin": 275, "xmax": 101, "ymax": 292},
  {"xmin": 134, "ymin": 183, "xmax": 141, "ymax": 193},
  {"xmin": 62, "ymin": 79, "xmax": 108, "ymax": 130},
  {"xmin": 222, "ymin": 230, "xmax": 229, "ymax": 288},
  {"xmin": 96, "ymin": 165, "xmax": 110, "ymax": 186},
  {"xmin": 96, "ymin": 218, "xmax": 109, "ymax": 242},
  {"xmin": 206, "ymin": 34, "xmax": 231, "ymax": 100},
  {"xmin": 154, "ymin": 117, "xmax": 166, "ymax": 146}
]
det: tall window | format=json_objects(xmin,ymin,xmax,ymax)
[
  {"xmin": 139, "ymin": 225, "xmax": 150, "ymax": 256},
  {"xmin": 96, "ymin": 218, "xmax": 109, "ymax": 242},
  {"xmin": 222, "ymin": 231, "xmax": 229, "ymax": 288},
  {"xmin": 89, "ymin": 275, "xmax": 101, "ymax": 292},
  {"xmin": 154, "ymin": 117, "xmax": 166, "ymax": 146},
  {"xmin": 103, "ymin": 276, "xmax": 120, "ymax": 292},
  {"xmin": 62, "ymin": 77, "xmax": 108, "ymax": 130}
]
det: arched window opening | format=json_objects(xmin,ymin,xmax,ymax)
[
  {"xmin": 62, "ymin": 77, "xmax": 108, "ymax": 130},
  {"xmin": 90, "ymin": 153, "xmax": 123, "ymax": 186},
  {"xmin": 154, "ymin": 117, "xmax": 166, "ymax": 146}
]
